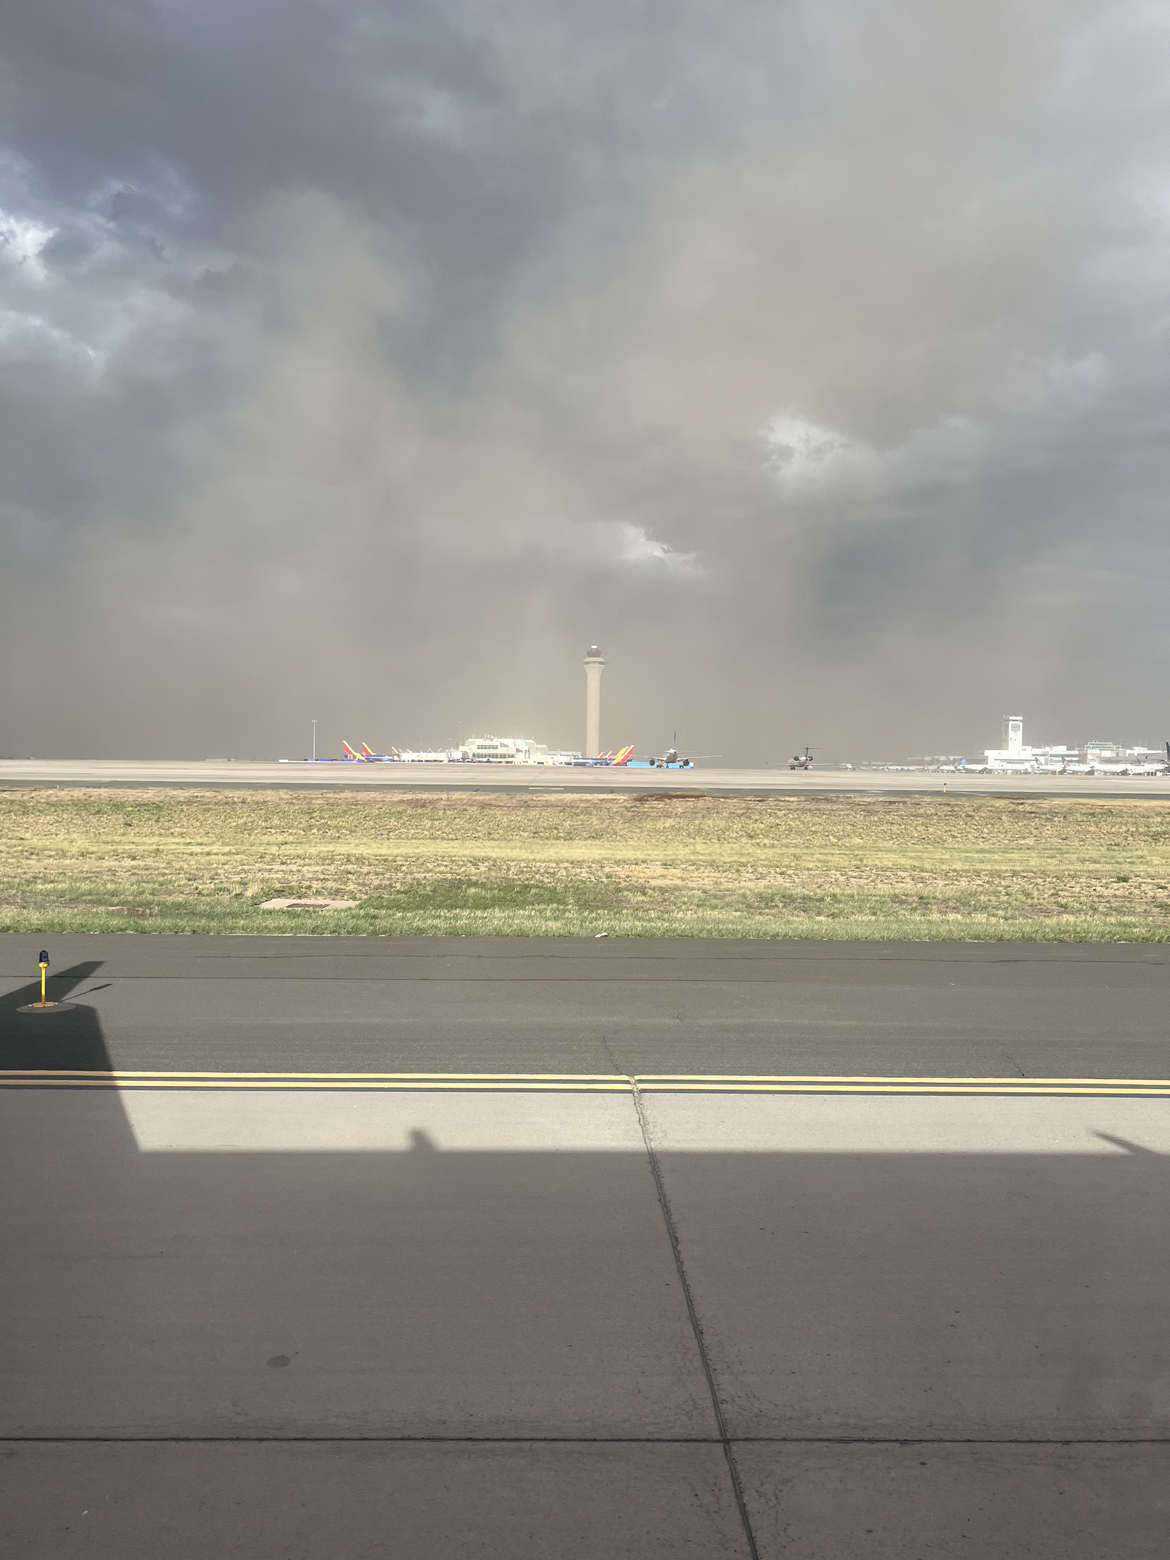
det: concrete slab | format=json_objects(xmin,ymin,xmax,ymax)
[
  {"xmin": 0, "ymin": 1090, "xmax": 714, "ymax": 1438},
  {"xmin": 1, "ymin": 1441, "xmax": 752, "ymax": 1559},
  {"xmin": 645, "ymin": 1093, "xmax": 1170, "ymax": 1154},
  {"xmin": 643, "ymin": 1094, "xmax": 1170, "ymax": 1438},
  {"xmin": 736, "ymin": 1442, "xmax": 1169, "ymax": 1560},
  {"xmin": 117, "ymin": 1089, "xmax": 642, "ymax": 1153}
]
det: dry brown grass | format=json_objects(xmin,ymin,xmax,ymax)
[{"xmin": 2, "ymin": 786, "xmax": 1169, "ymax": 939}]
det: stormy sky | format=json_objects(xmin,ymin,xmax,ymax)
[{"xmin": 2, "ymin": 1, "xmax": 1169, "ymax": 762}]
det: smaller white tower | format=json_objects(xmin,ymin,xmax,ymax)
[
  {"xmin": 1006, "ymin": 716, "xmax": 1024, "ymax": 757},
  {"xmin": 584, "ymin": 645, "xmax": 605, "ymax": 757}
]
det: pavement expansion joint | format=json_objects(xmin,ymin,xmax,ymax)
[{"xmin": 630, "ymin": 1076, "xmax": 762, "ymax": 1560}]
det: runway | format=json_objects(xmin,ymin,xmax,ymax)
[
  {"xmin": 5, "ymin": 754, "xmax": 1170, "ymax": 797},
  {"xmin": 2, "ymin": 935, "xmax": 1167, "ymax": 1556}
]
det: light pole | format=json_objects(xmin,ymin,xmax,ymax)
[{"xmin": 311, "ymin": 719, "xmax": 317, "ymax": 761}]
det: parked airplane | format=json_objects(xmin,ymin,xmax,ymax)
[
  {"xmin": 574, "ymin": 747, "xmax": 637, "ymax": 767},
  {"xmin": 634, "ymin": 744, "xmax": 721, "ymax": 769}
]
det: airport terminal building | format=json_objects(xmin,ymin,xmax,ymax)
[{"xmin": 982, "ymin": 717, "xmax": 1165, "ymax": 774}]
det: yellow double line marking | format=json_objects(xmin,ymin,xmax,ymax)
[
  {"xmin": 0, "ymin": 1071, "xmax": 628, "ymax": 1091},
  {"xmin": 0, "ymin": 1071, "xmax": 1167, "ymax": 1096},
  {"xmin": 643, "ymin": 1076, "xmax": 1170, "ymax": 1096}
]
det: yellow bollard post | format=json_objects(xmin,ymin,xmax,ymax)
[{"xmin": 18, "ymin": 949, "xmax": 62, "ymax": 1014}]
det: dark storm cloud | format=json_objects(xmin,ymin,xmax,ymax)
[{"xmin": 1, "ymin": 0, "xmax": 1168, "ymax": 761}]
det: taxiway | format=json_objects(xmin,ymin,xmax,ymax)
[{"xmin": 2, "ymin": 935, "xmax": 1166, "ymax": 1558}]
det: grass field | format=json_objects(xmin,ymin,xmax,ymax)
[{"xmin": 2, "ymin": 786, "xmax": 1170, "ymax": 940}]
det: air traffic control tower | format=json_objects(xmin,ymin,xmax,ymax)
[{"xmin": 584, "ymin": 644, "xmax": 604, "ymax": 757}]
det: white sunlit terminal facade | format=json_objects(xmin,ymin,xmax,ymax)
[
  {"xmin": 981, "ymin": 717, "xmax": 1165, "ymax": 774},
  {"xmin": 983, "ymin": 716, "xmax": 1033, "ymax": 771},
  {"xmin": 458, "ymin": 736, "xmax": 579, "ymax": 765}
]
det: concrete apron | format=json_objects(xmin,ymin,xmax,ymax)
[{"xmin": 2, "ymin": 1086, "xmax": 1167, "ymax": 1558}]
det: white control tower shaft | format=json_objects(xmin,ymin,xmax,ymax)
[{"xmin": 584, "ymin": 645, "xmax": 605, "ymax": 757}]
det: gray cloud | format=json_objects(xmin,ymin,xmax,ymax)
[{"xmin": 1, "ymin": 0, "xmax": 1169, "ymax": 762}]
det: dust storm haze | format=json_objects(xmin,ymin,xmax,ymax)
[{"xmin": 1, "ymin": 1, "xmax": 1168, "ymax": 761}]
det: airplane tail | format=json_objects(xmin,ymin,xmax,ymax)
[
  {"xmin": 360, "ymin": 743, "xmax": 375, "ymax": 758},
  {"xmin": 612, "ymin": 745, "xmax": 635, "ymax": 766},
  {"xmin": 341, "ymin": 741, "xmax": 360, "ymax": 760}
]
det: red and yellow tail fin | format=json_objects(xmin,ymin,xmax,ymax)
[
  {"xmin": 341, "ymin": 741, "xmax": 360, "ymax": 759},
  {"xmin": 612, "ymin": 745, "xmax": 635, "ymax": 766},
  {"xmin": 360, "ymin": 743, "xmax": 375, "ymax": 758}
]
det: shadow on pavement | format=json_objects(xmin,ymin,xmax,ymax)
[
  {"xmin": 1, "ymin": 1094, "xmax": 1167, "ymax": 1440},
  {"xmin": 0, "ymin": 1042, "xmax": 1167, "ymax": 1556},
  {"xmin": 0, "ymin": 962, "xmax": 111, "ymax": 1069}
]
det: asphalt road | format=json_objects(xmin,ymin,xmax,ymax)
[
  {"xmin": 3, "ymin": 933, "xmax": 1170, "ymax": 1078},
  {"xmin": 3, "ymin": 935, "xmax": 1167, "ymax": 1557},
  {"xmin": 5, "ymin": 755, "xmax": 1170, "ymax": 797}
]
